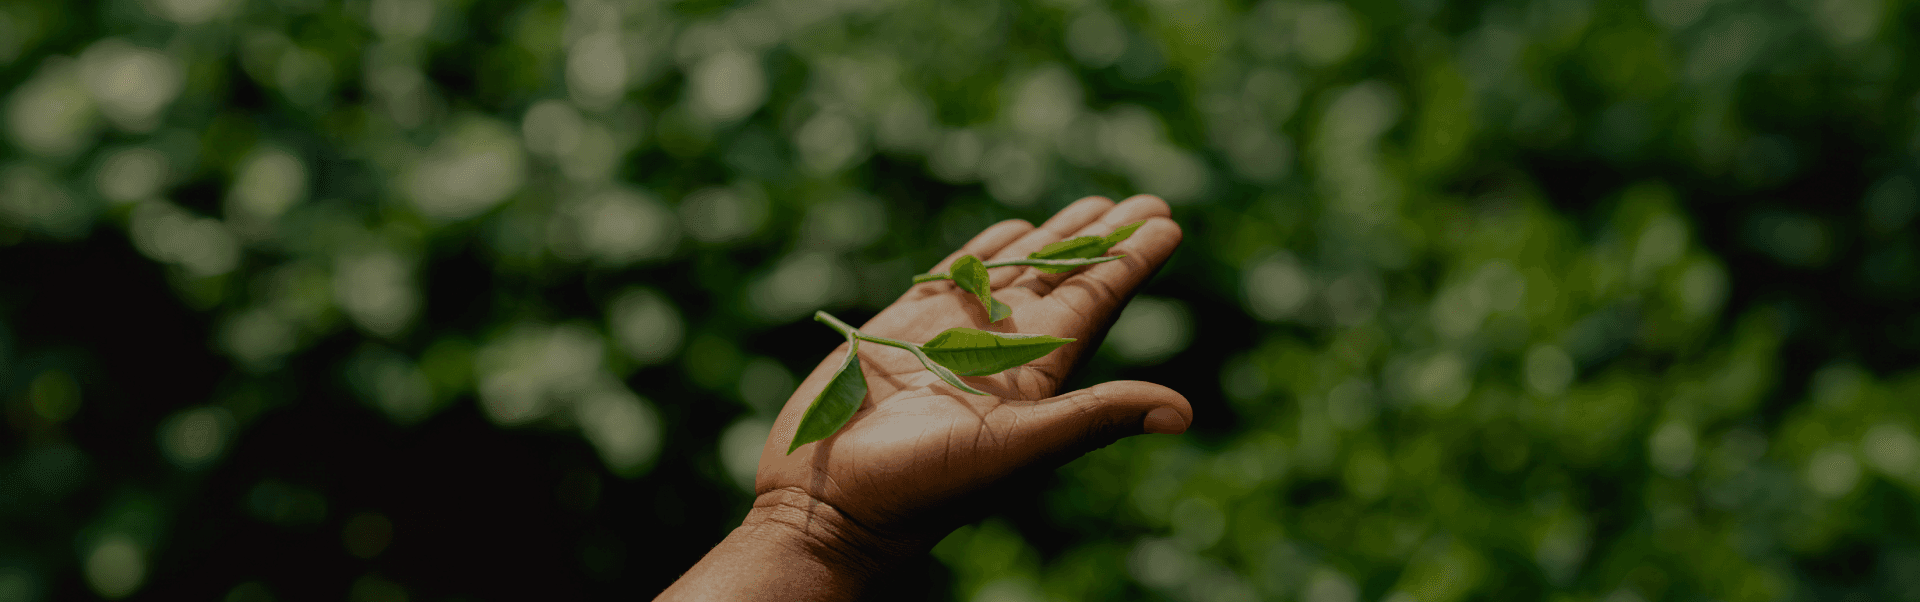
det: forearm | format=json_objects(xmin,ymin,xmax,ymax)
[{"xmin": 656, "ymin": 488, "xmax": 924, "ymax": 601}]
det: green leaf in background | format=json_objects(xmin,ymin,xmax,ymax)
[
  {"xmin": 921, "ymin": 328, "xmax": 1074, "ymax": 376},
  {"xmin": 787, "ymin": 336, "xmax": 868, "ymax": 454},
  {"xmin": 1028, "ymin": 220, "xmax": 1145, "ymax": 273},
  {"xmin": 24, "ymin": 0, "xmax": 1920, "ymax": 594},
  {"xmin": 950, "ymin": 254, "xmax": 1011, "ymax": 321}
]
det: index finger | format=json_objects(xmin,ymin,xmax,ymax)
[
  {"xmin": 1039, "ymin": 214, "xmax": 1183, "ymax": 320},
  {"xmin": 925, "ymin": 218, "xmax": 1035, "ymax": 275},
  {"xmin": 1003, "ymin": 195, "xmax": 1173, "ymax": 298}
]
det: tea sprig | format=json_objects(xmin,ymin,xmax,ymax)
[
  {"xmin": 908, "ymin": 256, "xmax": 1126, "ymax": 284},
  {"xmin": 910, "ymin": 220, "xmax": 1145, "ymax": 320},
  {"xmin": 786, "ymin": 219, "xmax": 1146, "ymax": 454},
  {"xmin": 789, "ymin": 311, "xmax": 1073, "ymax": 453}
]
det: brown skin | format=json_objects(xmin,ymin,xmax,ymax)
[{"xmin": 658, "ymin": 195, "xmax": 1192, "ymax": 601}]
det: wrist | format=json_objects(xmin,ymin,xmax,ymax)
[
  {"xmin": 658, "ymin": 488, "xmax": 931, "ymax": 601},
  {"xmin": 740, "ymin": 487, "xmax": 933, "ymax": 582}
]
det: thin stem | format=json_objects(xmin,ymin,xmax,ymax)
[
  {"xmin": 852, "ymin": 332, "xmax": 919, "ymax": 351},
  {"xmin": 911, "ymin": 254, "xmax": 1126, "ymax": 283},
  {"xmin": 813, "ymin": 311, "xmax": 860, "ymax": 341},
  {"xmin": 812, "ymin": 311, "xmax": 988, "ymax": 396},
  {"xmin": 988, "ymin": 255, "xmax": 1125, "ymax": 268},
  {"xmin": 815, "ymin": 311, "xmax": 919, "ymax": 350}
]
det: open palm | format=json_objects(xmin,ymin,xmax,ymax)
[{"xmin": 755, "ymin": 195, "xmax": 1190, "ymax": 549}]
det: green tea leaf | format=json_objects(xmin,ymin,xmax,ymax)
[
  {"xmin": 951, "ymin": 254, "xmax": 990, "ymax": 294},
  {"xmin": 1102, "ymin": 220, "xmax": 1144, "ymax": 246},
  {"xmin": 921, "ymin": 327, "xmax": 1074, "ymax": 376},
  {"xmin": 1027, "ymin": 220, "xmax": 1146, "ymax": 273},
  {"xmin": 1000, "ymin": 255, "xmax": 1126, "ymax": 269},
  {"xmin": 908, "ymin": 256, "xmax": 1125, "ymax": 283},
  {"xmin": 988, "ymin": 297, "xmax": 1012, "ymax": 322},
  {"xmin": 1031, "ymin": 236, "xmax": 1107, "ymax": 261},
  {"xmin": 906, "ymin": 344, "xmax": 989, "ymax": 395},
  {"xmin": 787, "ymin": 337, "xmax": 868, "ymax": 454},
  {"xmin": 950, "ymin": 254, "xmax": 1008, "ymax": 322}
]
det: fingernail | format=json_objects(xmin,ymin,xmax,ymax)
[{"xmin": 1143, "ymin": 407, "xmax": 1188, "ymax": 435}]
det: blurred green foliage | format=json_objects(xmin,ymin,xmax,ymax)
[{"xmin": 3, "ymin": 0, "xmax": 1920, "ymax": 600}]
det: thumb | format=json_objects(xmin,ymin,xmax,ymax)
[{"xmin": 1009, "ymin": 380, "xmax": 1191, "ymax": 465}]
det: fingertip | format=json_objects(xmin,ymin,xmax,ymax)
[
  {"xmin": 1018, "ymin": 380, "xmax": 1191, "ymax": 464},
  {"xmin": 1144, "ymin": 406, "xmax": 1189, "ymax": 435},
  {"xmin": 1097, "ymin": 217, "xmax": 1183, "ymax": 276},
  {"xmin": 993, "ymin": 217, "xmax": 1037, "ymax": 231},
  {"xmin": 1070, "ymin": 195, "xmax": 1117, "ymax": 209},
  {"xmin": 1089, "ymin": 380, "xmax": 1190, "ymax": 418},
  {"xmin": 1134, "ymin": 215, "xmax": 1183, "ymax": 248},
  {"xmin": 1042, "ymin": 197, "xmax": 1116, "ymax": 231},
  {"xmin": 977, "ymin": 218, "xmax": 1037, "ymax": 244},
  {"xmin": 1116, "ymin": 194, "xmax": 1172, "ymax": 218},
  {"xmin": 932, "ymin": 218, "xmax": 1037, "ymax": 273},
  {"xmin": 1090, "ymin": 380, "xmax": 1190, "ymax": 435}
]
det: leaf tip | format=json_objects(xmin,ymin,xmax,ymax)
[
  {"xmin": 787, "ymin": 430, "xmax": 820, "ymax": 455},
  {"xmin": 988, "ymin": 299, "xmax": 1013, "ymax": 322}
]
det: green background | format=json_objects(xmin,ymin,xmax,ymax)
[{"xmin": 2, "ymin": 0, "xmax": 1918, "ymax": 599}]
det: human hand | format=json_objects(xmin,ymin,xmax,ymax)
[
  {"xmin": 775, "ymin": 195, "xmax": 1187, "ymax": 541},
  {"xmin": 659, "ymin": 195, "xmax": 1188, "ymax": 601}
]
